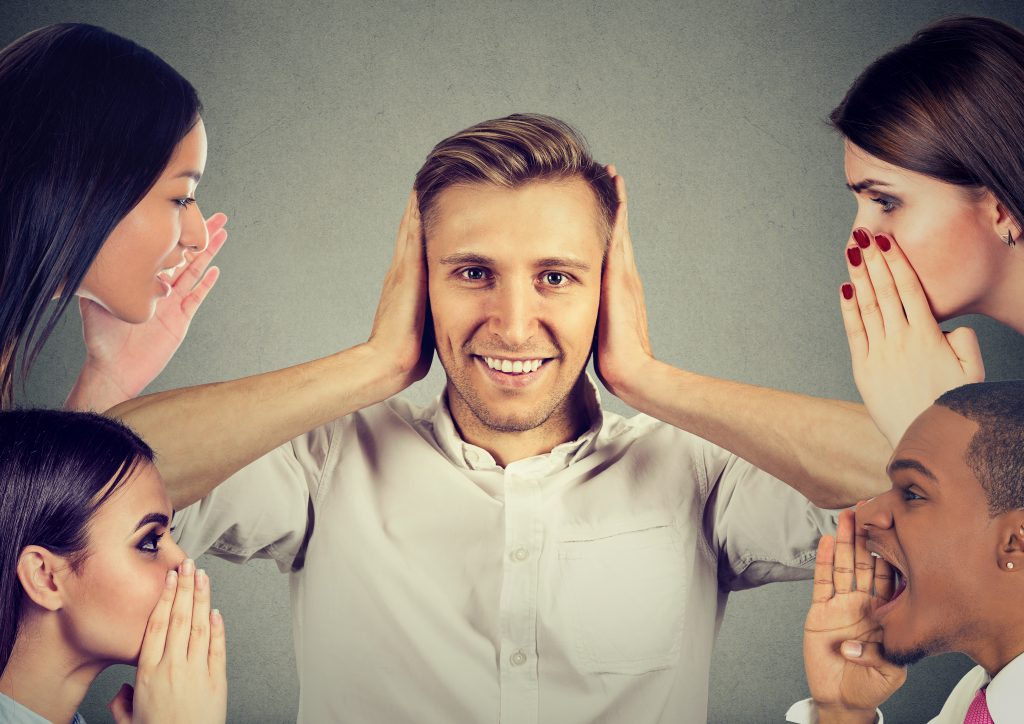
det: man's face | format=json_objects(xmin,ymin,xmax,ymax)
[
  {"xmin": 425, "ymin": 178, "xmax": 605, "ymax": 435},
  {"xmin": 857, "ymin": 405, "xmax": 990, "ymax": 665}
]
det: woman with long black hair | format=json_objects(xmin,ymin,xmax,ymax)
[
  {"xmin": 0, "ymin": 410, "xmax": 226, "ymax": 724},
  {"xmin": 0, "ymin": 23, "xmax": 228, "ymax": 411}
]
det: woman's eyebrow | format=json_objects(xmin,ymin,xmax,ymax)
[
  {"xmin": 134, "ymin": 512, "xmax": 171, "ymax": 532},
  {"xmin": 846, "ymin": 178, "xmax": 892, "ymax": 193}
]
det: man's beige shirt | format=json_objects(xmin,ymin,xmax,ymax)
[{"xmin": 175, "ymin": 379, "xmax": 836, "ymax": 723}]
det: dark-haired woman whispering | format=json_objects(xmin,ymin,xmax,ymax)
[
  {"xmin": 0, "ymin": 410, "xmax": 226, "ymax": 724},
  {"xmin": 0, "ymin": 23, "xmax": 229, "ymax": 411}
]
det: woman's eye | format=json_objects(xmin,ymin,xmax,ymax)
[
  {"xmin": 137, "ymin": 530, "xmax": 164, "ymax": 555},
  {"xmin": 541, "ymin": 272, "xmax": 567, "ymax": 287},
  {"xmin": 174, "ymin": 197, "xmax": 196, "ymax": 209},
  {"xmin": 460, "ymin": 267, "xmax": 488, "ymax": 281},
  {"xmin": 870, "ymin": 197, "xmax": 898, "ymax": 213}
]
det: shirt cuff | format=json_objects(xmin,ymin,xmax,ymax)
[{"xmin": 785, "ymin": 698, "xmax": 884, "ymax": 724}]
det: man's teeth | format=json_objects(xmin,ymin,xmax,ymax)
[
  {"xmin": 870, "ymin": 552, "xmax": 881, "ymax": 559},
  {"xmin": 483, "ymin": 357, "xmax": 543, "ymax": 374}
]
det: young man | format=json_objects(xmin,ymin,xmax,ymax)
[
  {"xmin": 789, "ymin": 380, "xmax": 1024, "ymax": 723},
  {"xmin": 113, "ymin": 114, "xmax": 889, "ymax": 722}
]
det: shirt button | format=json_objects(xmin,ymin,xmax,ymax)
[
  {"xmin": 510, "ymin": 650, "xmax": 527, "ymax": 666},
  {"xmin": 510, "ymin": 547, "xmax": 529, "ymax": 562}
]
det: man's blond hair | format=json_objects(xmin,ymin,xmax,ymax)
[{"xmin": 414, "ymin": 113, "xmax": 618, "ymax": 243}]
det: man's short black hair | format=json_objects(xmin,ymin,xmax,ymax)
[{"xmin": 935, "ymin": 380, "xmax": 1024, "ymax": 516}]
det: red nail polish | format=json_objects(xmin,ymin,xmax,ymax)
[
  {"xmin": 841, "ymin": 283, "xmax": 854, "ymax": 300},
  {"xmin": 875, "ymin": 234, "xmax": 891, "ymax": 252},
  {"xmin": 853, "ymin": 229, "xmax": 871, "ymax": 248},
  {"xmin": 846, "ymin": 246, "xmax": 862, "ymax": 266}
]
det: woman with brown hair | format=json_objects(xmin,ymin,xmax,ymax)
[{"xmin": 830, "ymin": 15, "xmax": 1024, "ymax": 446}]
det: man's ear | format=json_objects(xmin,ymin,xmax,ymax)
[{"xmin": 16, "ymin": 545, "xmax": 68, "ymax": 612}]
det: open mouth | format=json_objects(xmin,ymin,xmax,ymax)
[{"xmin": 869, "ymin": 546, "xmax": 909, "ymax": 616}]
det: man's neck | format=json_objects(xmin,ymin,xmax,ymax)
[
  {"xmin": 0, "ymin": 613, "xmax": 98, "ymax": 724},
  {"xmin": 447, "ymin": 379, "xmax": 593, "ymax": 467},
  {"xmin": 968, "ymin": 627, "xmax": 1024, "ymax": 678}
]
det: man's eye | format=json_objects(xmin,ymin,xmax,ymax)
[
  {"xmin": 460, "ymin": 267, "xmax": 488, "ymax": 281},
  {"xmin": 901, "ymin": 488, "xmax": 923, "ymax": 502},
  {"xmin": 542, "ymin": 272, "xmax": 567, "ymax": 286}
]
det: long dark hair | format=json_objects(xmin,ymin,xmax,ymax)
[
  {"xmin": 0, "ymin": 23, "xmax": 203, "ymax": 408},
  {"xmin": 0, "ymin": 409, "xmax": 154, "ymax": 674},
  {"xmin": 831, "ymin": 16, "xmax": 1024, "ymax": 230}
]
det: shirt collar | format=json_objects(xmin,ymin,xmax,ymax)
[
  {"xmin": 986, "ymin": 650, "xmax": 1024, "ymax": 722},
  {"xmin": 429, "ymin": 374, "xmax": 606, "ymax": 473}
]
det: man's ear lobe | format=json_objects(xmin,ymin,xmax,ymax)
[{"xmin": 16, "ymin": 545, "xmax": 67, "ymax": 612}]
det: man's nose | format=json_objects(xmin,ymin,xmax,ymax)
[
  {"xmin": 855, "ymin": 492, "xmax": 895, "ymax": 530},
  {"xmin": 487, "ymin": 279, "xmax": 540, "ymax": 346}
]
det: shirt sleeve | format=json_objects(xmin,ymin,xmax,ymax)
[
  {"xmin": 785, "ymin": 698, "xmax": 883, "ymax": 723},
  {"xmin": 172, "ymin": 422, "xmax": 336, "ymax": 573},
  {"xmin": 699, "ymin": 440, "xmax": 840, "ymax": 591}
]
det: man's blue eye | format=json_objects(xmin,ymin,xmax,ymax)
[
  {"xmin": 462, "ymin": 268, "xmax": 486, "ymax": 281},
  {"xmin": 543, "ymin": 272, "xmax": 566, "ymax": 286},
  {"xmin": 902, "ymin": 488, "xmax": 923, "ymax": 501}
]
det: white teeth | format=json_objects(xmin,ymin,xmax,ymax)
[
  {"xmin": 870, "ymin": 552, "xmax": 881, "ymax": 559},
  {"xmin": 482, "ymin": 357, "xmax": 544, "ymax": 374}
]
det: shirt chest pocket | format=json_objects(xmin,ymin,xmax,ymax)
[{"xmin": 556, "ymin": 523, "xmax": 689, "ymax": 675}]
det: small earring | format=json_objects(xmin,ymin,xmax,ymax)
[
  {"xmin": 1008, "ymin": 561, "xmax": 1016, "ymax": 570},
  {"xmin": 1005, "ymin": 229, "xmax": 1016, "ymax": 247}
]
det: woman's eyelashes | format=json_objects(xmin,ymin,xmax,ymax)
[
  {"xmin": 174, "ymin": 197, "xmax": 197, "ymax": 209},
  {"xmin": 870, "ymin": 195, "xmax": 900, "ymax": 214},
  {"xmin": 136, "ymin": 527, "xmax": 165, "ymax": 556}
]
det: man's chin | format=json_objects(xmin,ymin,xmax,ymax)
[
  {"xmin": 880, "ymin": 628, "xmax": 951, "ymax": 667},
  {"xmin": 881, "ymin": 644, "xmax": 928, "ymax": 667}
]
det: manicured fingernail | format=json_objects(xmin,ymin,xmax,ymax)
[
  {"xmin": 875, "ymin": 234, "xmax": 892, "ymax": 252},
  {"xmin": 166, "ymin": 570, "xmax": 177, "ymax": 587},
  {"xmin": 853, "ymin": 229, "xmax": 870, "ymax": 248},
  {"xmin": 196, "ymin": 569, "xmax": 208, "ymax": 589},
  {"xmin": 841, "ymin": 640, "xmax": 863, "ymax": 658},
  {"xmin": 211, "ymin": 609, "xmax": 222, "ymax": 623},
  {"xmin": 181, "ymin": 559, "xmax": 195, "ymax": 575},
  {"xmin": 841, "ymin": 283, "xmax": 854, "ymax": 300},
  {"xmin": 846, "ymin": 246, "xmax": 862, "ymax": 266}
]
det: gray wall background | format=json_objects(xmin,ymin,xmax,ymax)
[{"xmin": 5, "ymin": 1, "xmax": 1024, "ymax": 721}]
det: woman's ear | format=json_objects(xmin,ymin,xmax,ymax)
[
  {"xmin": 990, "ymin": 195, "xmax": 1021, "ymax": 245},
  {"xmin": 16, "ymin": 545, "xmax": 68, "ymax": 612}
]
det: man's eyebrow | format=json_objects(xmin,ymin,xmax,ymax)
[
  {"xmin": 175, "ymin": 170, "xmax": 202, "ymax": 183},
  {"xmin": 437, "ymin": 252, "xmax": 496, "ymax": 266},
  {"xmin": 535, "ymin": 257, "xmax": 591, "ymax": 272},
  {"xmin": 886, "ymin": 458, "xmax": 939, "ymax": 483},
  {"xmin": 134, "ymin": 512, "xmax": 171, "ymax": 532},
  {"xmin": 846, "ymin": 178, "xmax": 891, "ymax": 193}
]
